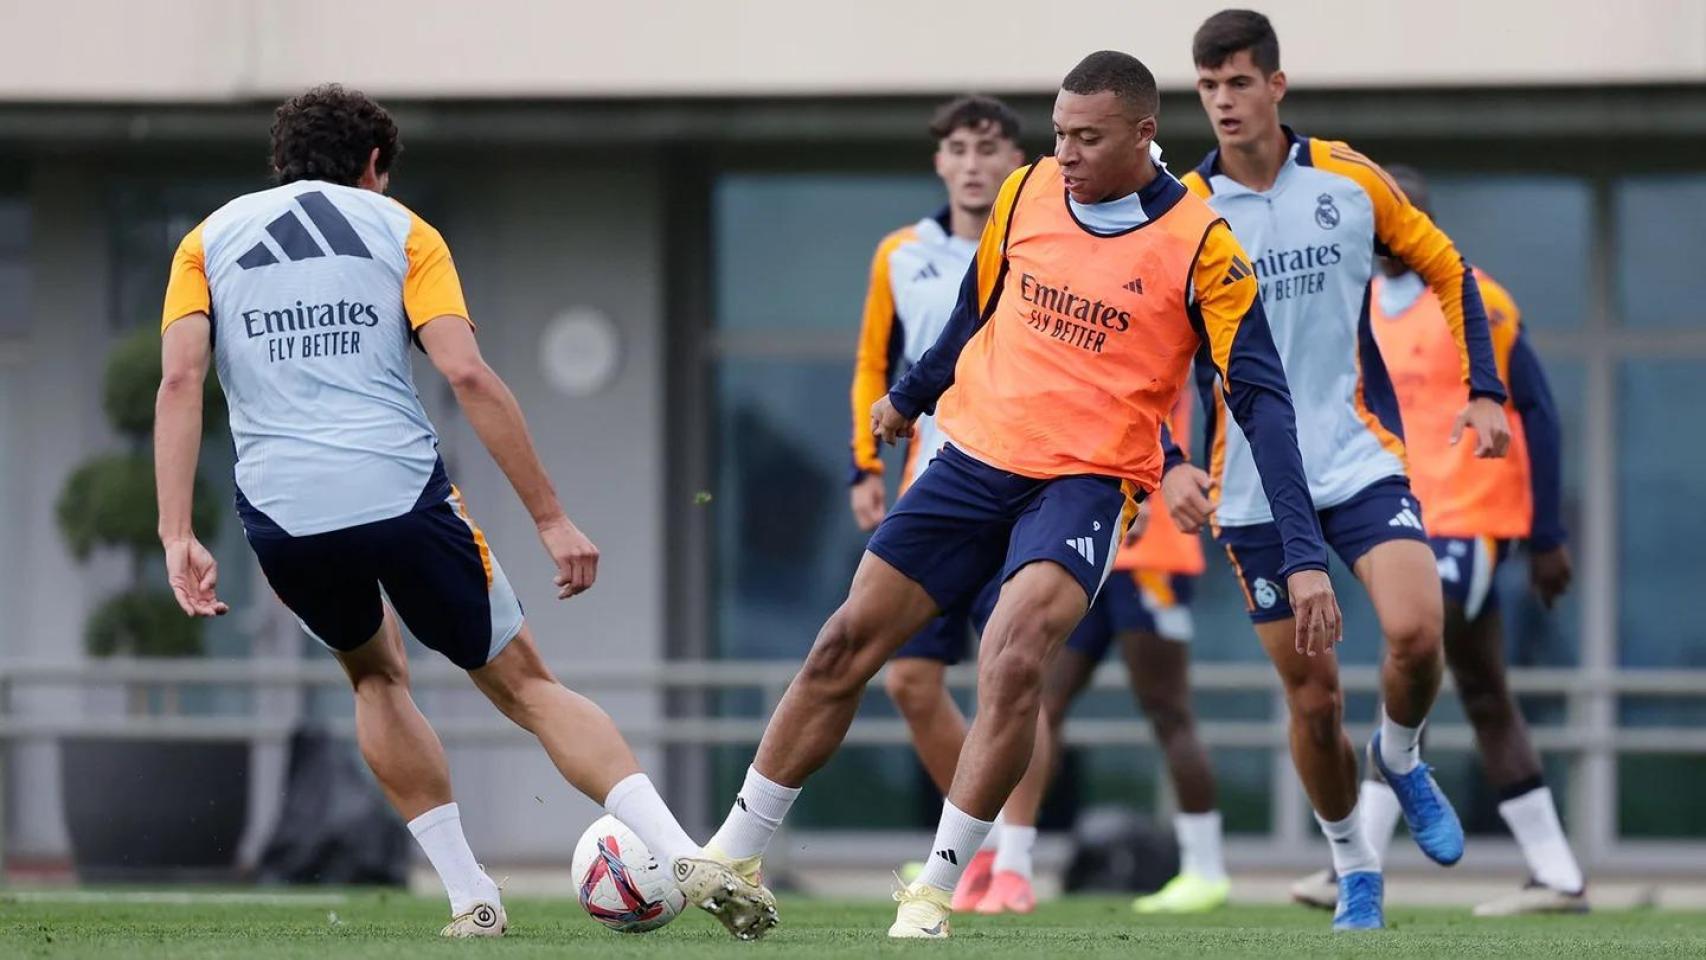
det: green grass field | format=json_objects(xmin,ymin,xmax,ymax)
[{"xmin": 3, "ymin": 892, "xmax": 1703, "ymax": 959}]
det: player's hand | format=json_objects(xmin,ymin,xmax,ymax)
[
  {"xmin": 850, "ymin": 473, "xmax": 887, "ymax": 531},
  {"xmin": 869, "ymin": 395, "xmax": 917, "ymax": 447},
  {"xmin": 1529, "ymin": 544, "xmax": 1573, "ymax": 609},
  {"xmin": 540, "ymin": 516, "xmax": 599, "ymax": 599},
  {"xmin": 1451, "ymin": 397, "xmax": 1512, "ymax": 459},
  {"xmin": 163, "ymin": 535, "xmax": 229, "ymax": 617},
  {"xmin": 1122, "ymin": 499, "xmax": 1152, "ymax": 548},
  {"xmin": 1287, "ymin": 569, "xmax": 1342, "ymax": 656},
  {"xmin": 1160, "ymin": 464, "xmax": 1215, "ymax": 533}
]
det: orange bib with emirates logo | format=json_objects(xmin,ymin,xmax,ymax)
[{"xmin": 936, "ymin": 157, "xmax": 1222, "ymax": 493}]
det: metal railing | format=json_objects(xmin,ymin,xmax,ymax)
[
  {"xmin": 3, "ymin": 658, "xmax": 1704, "ymax": 872},
  {"xmin": 2, "ymin": 658, "xmax": 1704, "ymax": 749}
]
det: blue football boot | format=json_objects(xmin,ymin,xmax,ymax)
[
  {"xmin": 1332, "ymin": 871, "xmax": 1385, "ymax": 931},
  {"xmin": 1371, "ymin": 729, "xmax": 1464, "ymax": 866}
]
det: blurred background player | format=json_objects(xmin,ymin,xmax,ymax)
[
  {"xmin": 702, "ymin": 50, "xmax": 1340, "ymax": 941},
  {"xmin": 1292, "ymin": 164, "xmax": 1586, "ymax": 917},
  {"xmin": 987, "ymin": 397, "xmax": 1228, "ymax": 916},
  {"xmin": 847, "ymin": 95, "xmax": 1027, "ymax": 910},
  {"xmin": 153, "ymin": 84, "xmax": 769, "ymax": 940},
  {"xmin": 1166, "ymin": 10, "xmax": 1513, "ymax": 930}
]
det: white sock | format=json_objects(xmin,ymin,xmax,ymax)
[
  {"xmin": 603, "ymin": 772, "xmax": 698, "ymax": 866},
  {"xmin": 706, "ymin": 765, "xmax": 800, "ymax": 861},
  {"xmin": 1499, "ymin": 785, "xmax": 1584, "ymax": 894},
  {"xmin": 917, "ymin": 801, "xmax": 996, "ymax": 893},
  {"xmin": 407, "ymin": 803, "xmax": 500, "ymax": 916},
  {"xmin": 1316, "ymin": 807, "xmax": 1380, "ymax": 878},
  {"xmin": 1359, "ymin": 780, "xmax": 1403, "ymax": 866},
  {"xmin": 979, "ymin": 814, "xmax": 1006, "ymax": 852},
  {"xmin": 1379, "ymin": 710, "xmax": 1423, "ymax": 775},
  {"xmin": 1175, "ymin": 811, "xmax": 1227, "ymax": 883},
  {"xmin": 993, "ymin": 824, "xmax": 1037, "ymax": 878}
]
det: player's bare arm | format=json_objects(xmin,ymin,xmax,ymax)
[
  {"xmin": 417, "ymin": 315, "xmax": 598, "ymax": 599},
  {"xmin": 154, "ymin": 313, "xmax": 229, "ymax": 618}
]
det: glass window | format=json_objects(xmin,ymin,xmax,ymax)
[
  {"xmin": 1493, "ymin": 358, "xmax": 1586, "ymax": 667},
  {"xmin": 0, "ymin": 195, "xmax": 27, "ymax": 338},
  {"xmin": 714, "ymin": 174, "xmax": 942, "ymax": 332},
  {"xmin": 1617, "ymin": 360, "xmax": 1706, "ymax": 668},
  {"xmin": 1620, "ymin": 755, "xmax": 1706, "ymax": 838},
  {"xmin": 1614, "ymin": 175, "xmax": 1706, "ymax": 329},
  {"xmin": 712, "ymin": 357, "xmax": 869, "ymax": 658},
  {"xmin": 1429, "ymin": 176, "xmax": 1593, "ymax": 329}
]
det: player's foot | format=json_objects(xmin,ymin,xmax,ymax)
[
  {"xmin": 1473, "ymin": 880, "xmax": 1589, "ymax": 917},
  {"xmin": 1371, "ymin": 730, "xmax": 1464, "ymax": 866},
  {"xmin": 1331, "ymin": 871, "xmax": 1384, "ymax": 931},
  {"xmin": 440, "ymin": 901, "xmax": 506, "ymax": 938},
  {"xmin": 950, "ymin": 849, "xmax": 996, "ymax": 912},
  {"xmin": 889, "ymin": 878, "xmax": 953, "ymax": 939},
  {"xmin": 973, "ymin": 870, "xmax": 1036, "ymax": 915},
  {"xmin": 674, "ymin": 852, "xmax": 779, "ymax": 941},
  {"xmin": 1289, "ymin": 868, "xmax": 1339, "ymax": 911},
  {"xmin": 1132, "ymin": 872, "xmax": 1230, "ymax": 914}
]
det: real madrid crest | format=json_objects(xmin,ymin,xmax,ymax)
[{"xmin": 1315, "ymin": 193, "xmax": 1341, "ymax": 230}]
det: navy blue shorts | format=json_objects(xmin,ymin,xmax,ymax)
[
  {"xmin": 891, "ymin": 579, "xmax": 1000, "ymax": 665},
  {"xmin": 866, "ymin": 444, "xmax": 1139, "ymax": 622},
  {"xmin": 1064, "ymin": 571, "xmax": 1197, "ymax": 659},
  {"xmin": 243, "ymin": 486, "xmax": 525, "ymax": 671},
  {"xmin": 1432, "ymin": 535, "xmax": 1510, "ymax": 620},
  {"xmin": 1217, "ymin": 475, "xmax": 1427, "ymax": 623}
]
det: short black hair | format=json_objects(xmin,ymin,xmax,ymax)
[
  {"xmin": 1193, "ymin": 9, "xmax": 1282, "ymax": 75},
  {"xmin": 1060, "ymin": 51, "xmax": 1159, "ymax": 118},
  {"xmin": 270, "ymin": 84, "xmax": 402, "ymax": 187},
  {"xmin": 929, "ymin": 95, "xmax": 1022, "ymax": 143},
  {"xmin": 1383, "ymin": 163, "xmax": 1432, "ymax": 217}
]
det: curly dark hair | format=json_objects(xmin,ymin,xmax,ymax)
[{"xmin": 269, "ymin": 84, "xmax": 401, "ymax": 187}]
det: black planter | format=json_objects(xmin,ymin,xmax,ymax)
[{"xmin": 61, "ymin": 737, "xmax": 250, "ymax": 882}]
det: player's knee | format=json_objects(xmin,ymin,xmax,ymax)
[
  {"xmin": 799, "ymin": 611, "xmax": 875, "ymax": 700},
  {"xmin": 1141, "ymin": 690, "xmax": 1193, "ymax": 744},
  {"xmin": 1455, "ymin": 674, "xmax": 1512, "ymax": 728},
  {"xmin": 981, "ymin": 643, "xmax": 1048, "ymax": 713},
  {"xmin": 1385, "ymin": 618, "xmax": 1443, "ymax": 675},
  {"xmin": 883, "ymin": 660, "xmax": 945, "ymax": 721},
  {"xmin": 1289, "ymin": 676, "xmax": 1343, "ymax": 747}
]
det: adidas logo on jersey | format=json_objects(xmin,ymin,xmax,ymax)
[
  {"xmin": 1222, "ymin": 255, "xmax": 1253, "ymax": 286},
  {"xmin": 1389, "ymin": 506, "xmax": 1424, "ymax": 530},
  {"xmin": 1065, "ymin": 536, "xmax": 1096, "ymax": 566},
  {"xmin": 237, "ymin": 191, "xmax": 374, "ymax": 270},
  {"xmin": 1123, "ymin": 277, "xmax": 1144, "ymax": 294},
  {"xmin": 913, "ymin": 262, "xmax": 941, "ymax": 282}
]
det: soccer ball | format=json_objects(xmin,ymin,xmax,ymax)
[{"xmin": 571, "ymin": 814, "xmax": 685, "ymax": 933}]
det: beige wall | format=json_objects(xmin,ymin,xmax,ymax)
[{"xmin": 2, "ymin": 0, "xmax": 1703, "ymax": 102}]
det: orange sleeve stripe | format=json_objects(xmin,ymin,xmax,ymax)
[
  {"xmin": 1311, "ymin": 139, "xmax": 1477, "ymax": 383},
  {"xmin": 1189, "ymin": 221, "xmax": 1258, "ymax": 382},
  {"xmin": 161, "ymin": 221, "xmax": 210, "ymax": 333},
  {"xmin": 977, "ymin": 163, "xmax": 1031, "ymax": 310},
  {"xmin": 1180, "ymin": 169, "xmax": 1212, "ymax": 199},
  {"xmin": 1476, "ymin": 269, "xmax": 1523, "ymax": 386},
  {"xmin": 1354, "ymin": 348, "xmax": 1408, "ymax": 465},
  {"xmin": 850, "ymin": 226, "xmax": 916, "ymax": 475},
  {"xmin": 404, "ymin": 211, "xmax": 471, "ymax": 330}
]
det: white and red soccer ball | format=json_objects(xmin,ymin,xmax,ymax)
[{"xmin": 571, "ymin": 814, "xmax": 686, "ymax": 933}]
